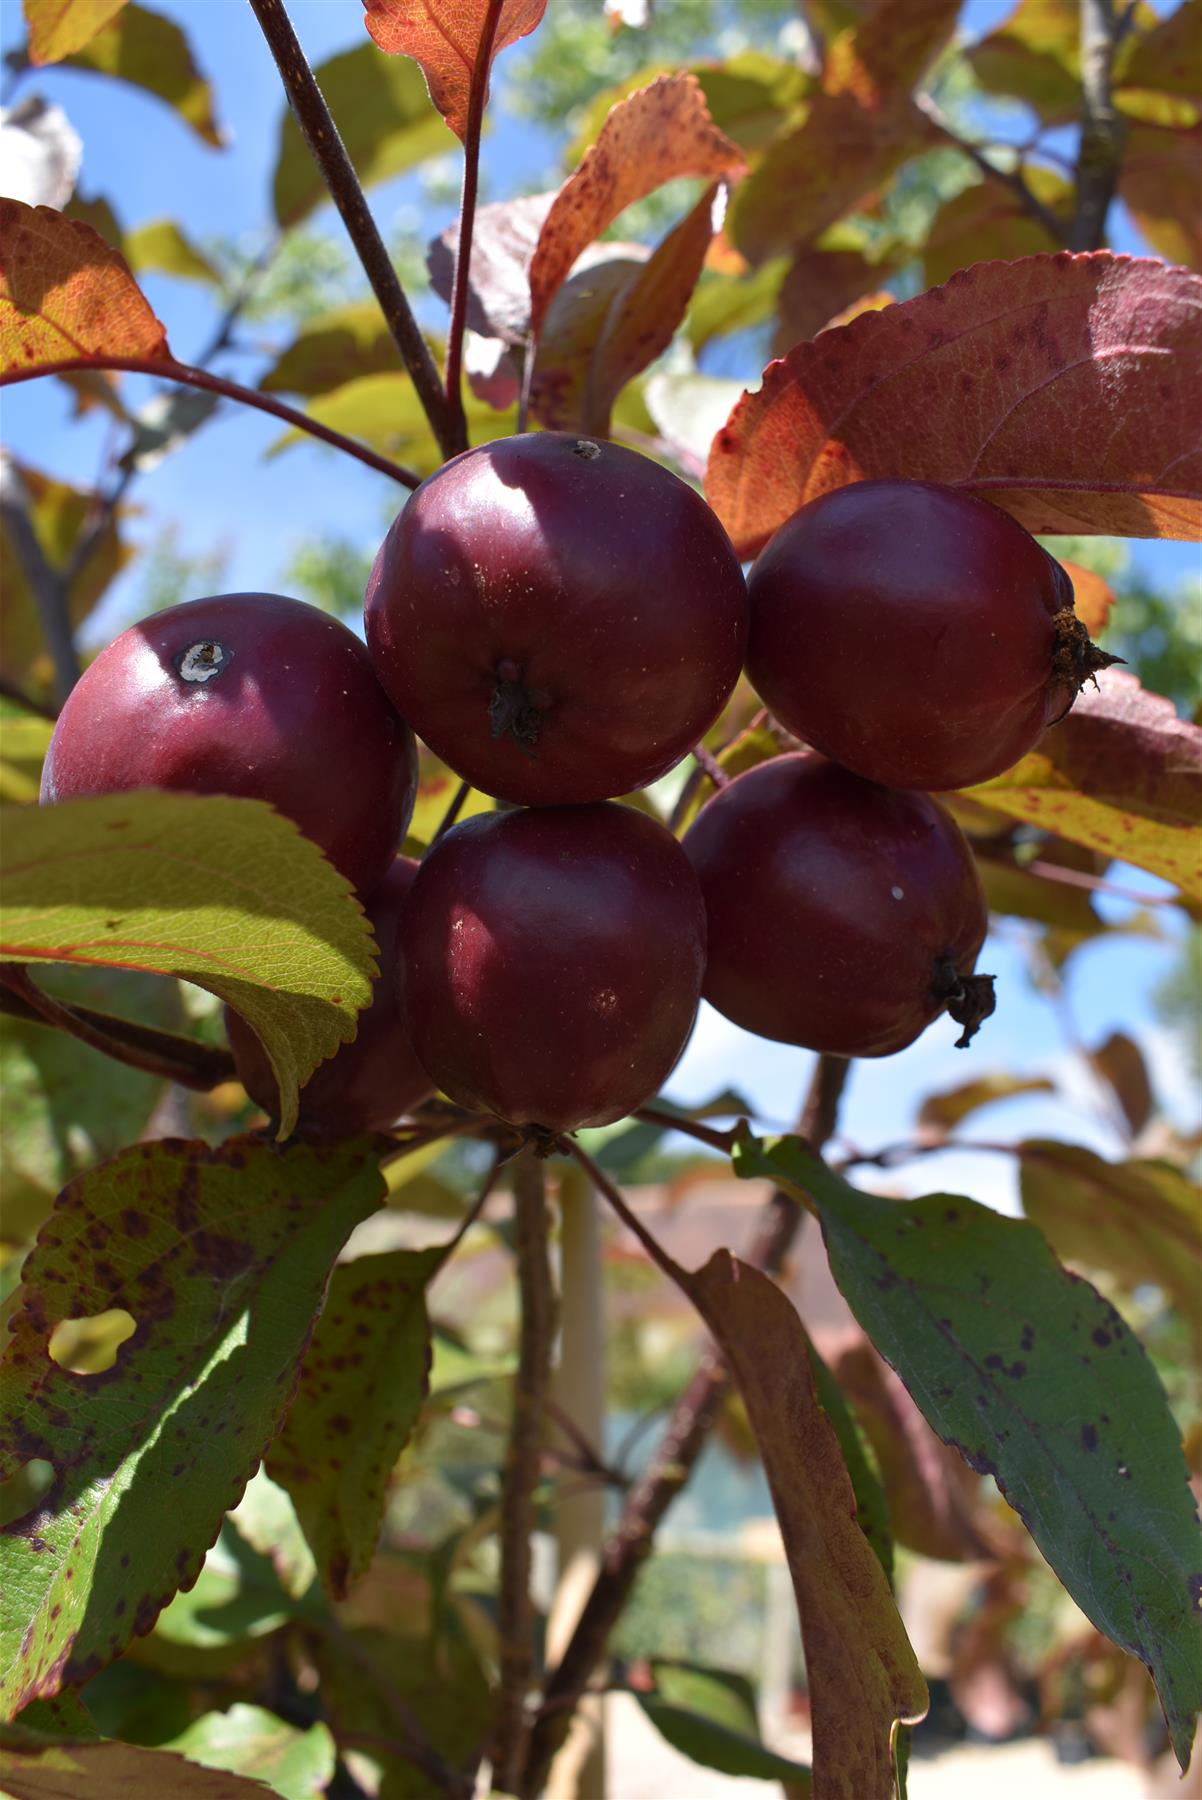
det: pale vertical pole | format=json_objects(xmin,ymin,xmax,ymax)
[{"xmin": 546, "ymin": 1160, "xmax": 609, "ymax": 1800}]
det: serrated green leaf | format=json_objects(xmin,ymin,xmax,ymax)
[
  {"xmin": 267, "ymin": 1248, "xmax": 440, "ymax": 1599},
  {"xmin": 735, "ymin": 1135, "xmax": 1202, "ymax": 1772},
  {"xmin": 125, "ymin": 220, "xmax": 222, "ymax": 286},
  {"xmin": 151, "ymin": 1520, "xmax": 302, "ymax": 1651},
  {"xmin": 273, "ymin": 43, "xmax": 448, "ymax": 229},
  {"xmin": 0, "ymin": 791, "xmax": 376, "ymax": 1138},
  {"xmin": 164, "ymin": 1706, "xmax": 334, "ymax": 1800},
  {"xmin": 635, "ymin": 1660, "xmax": 812, "ymax": 1785},
  {"xmin": 0, "ymin": 1135, "xmax": 383, "ymax": 1716},
  {"xmin": 64, "ymin": 2, "xmax": 224, "ymax": 147}
]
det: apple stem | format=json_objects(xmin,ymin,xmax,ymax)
[{"xmin": 933, "ymin": 959, "xmax": 997, "ymax": 1048}]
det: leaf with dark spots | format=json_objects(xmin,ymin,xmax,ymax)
[
  {"xmin": 968, "ymin": 671, "xmax": 1202, "ymax": 900},
  {"xmin": 705, "ymin": 253, "xmax": 1202, "ymax": 558},
  {"xmin": 683, "ymin": 1255, "xmax": 927, "ymax": 1799},
  {"xmin": 0, "ymin": 1137, "xmax": 384, "ymax": 1717},
  {"xmin": 266, "ymin": 1248, "xmax": 440, "ymax": 1599},
  {"xmin": 735, "ymin": 1136, "xmax": 1202, "ymax": 1773},
  {"xmin": 1017, "ymin": 1140, "xmax": 1202, "ymax": 1348}
]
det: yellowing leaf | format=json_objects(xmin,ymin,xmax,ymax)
[
  {"xmin": 1061, "ymin": 558, "xmax": 1118, "ymax": 635},
  {"xmin": 23, "ymin": 0, "xmax": 126, "ymax": 65},
  {"xmin": 124, "ymin": 219, "xmax": 222, "ymax": 287},
  {"xmin": 364, "ymin": 0, "xmax": 548, "ymax": 142},
  {"xmin": 528, "ymin": 74, "xmax": 745, "ymax": 338},
  {"xmin": 64, "ymin": 2, "xmax": 224, "ymax": 148},
  {"xmin": 0, "ymin": 792, "xmax": 376, "ymax": 1138},
  {"xmin": 0, "ymin": 199, "xmax": 171, "ymax": 374},
  {"xmin": 258, "ymin": 301, "xmax": 403, "ymax": 396}
]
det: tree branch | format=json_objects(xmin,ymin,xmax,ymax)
[
  {"xmin": 246, "ymin": 0, "xmax": 455, "ymax": 458},
  {"xmin": 915, "ymin": 96, "xmax": 1070, "ymax": 245},
  {"xmin": 520, "ymin": 1055, "xmax": 850, "ymax": 1795},
  {"xmin": 1071, "ymin": 0, "xmax": 1127, "ymax": 249},
  {"xmin": 493, "ymin": 1145, "xmax": 559, "ymax": 1793},
  {"xmin": 0, "ymin": 965, "xmax": 237, "ymax": 1090},
  {"xmin": 444, "ymin": 0, "xmax": 506, "ymax": 454},
  {"xmin": 0, "ymin": 358, "xmax": 421, "ymax": 489}
]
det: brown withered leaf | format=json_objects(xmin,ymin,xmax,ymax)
[
  {"xmin": 0, "ymin": 199, "xmax": 171, "ymax": 373},
  {"xmin": 687, "ymin": 1254, "xmax": 927, "ymax": 1799},
  {"xmin": 829, "ymin": 1336, "xmax": 996, "ymax": 1562},
  {"xmin": 969, "ymin": 670, "xmax": 1202, "ymax": 900},
  {"xmin": 1088, "ymin": 1031, "xmax": 1154, "ymax": 1137},
  {"xmin": 528, "ymin": 74, "xmax": 744, "ymax": 338},
  {"xmin": 706, "ymin": 253, "xmax": 1202, "ymax": 557},
  {"xmin": 773, "ymin": 244, "xmax": 898, "ymax": 354},
  {"xmin": 363, "ymin": 0, "xmax": 548, "ymax": 142}
]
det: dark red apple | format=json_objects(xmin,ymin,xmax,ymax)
[
  {"xmin": 683, "ymin": 753, "xmax": 993, "ymax": 1056},
  {"xmin": 398, "ymin": 803, "xmax": 707, "ymax": 1132},
  {"xmin": 364, "ymin": 432, "xmax": 748, "ymax": 806},
  {"xmin": 745, "ymin": 481, "xmax": 1115, "ymax": 791},
  {"xmin": 40, "ymin": 593, "xmax": 417, "ymax": 895},
  {"xmin": 226, "ymin": 856, "xmax": 434, "ymax": 1135}
]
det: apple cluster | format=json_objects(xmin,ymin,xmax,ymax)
[{"xmin": 40, "ymin": 432, "xmax": 1108, "ymax": 1138}]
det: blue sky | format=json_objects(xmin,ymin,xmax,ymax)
[{"xmin": 1, "ymin": 0, "xmax": 1197, "ymax": 1196}]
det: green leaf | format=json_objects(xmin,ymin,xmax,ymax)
[
  {"xmin": 226, "ymin": 1468, "xmax": 316, "ymax": 1602},
  {"xmin": 634, "ymin": 1660, "xmax": 812, "ymax": 1785},
  {"xmin": 64, "ymin": 2, "xmax": 224, "ymax": 148},
  {"xmin": 266, "ymin": 373, "xmax": 515, "ymax": 477},
  {"xmin": 0, "ymin": 1135, "xmax": 384, "ymax": 1716},
  {"xmin": 806, "ymin": 1341, "xmax": 893, "ymax": 1582},
  {"xmin": 273, "ymin": 43, "xmax": 448, "ymax": 229},
  {"xmin": 1116, "ymin": 0, "xmax": 1202, "ymax": 127},
  {"xmin": 258, "ymin": 302, "xmax": 403, "ymax": 396},
  {"xmin": 23, "ymin": 0, "xmax": 127, "ymax": 64},
  {"xmin": 0, "ymin": 791, "xmax": 376, "ymax": 1138},
  {"xmin": 0, "ymin": 717, "xmax": 52, "ymax": 804},
  {"xmin": 151, "ymin": 1520, "xmax": 302, "ymax": 1651},
  {"xmin": 921, "ymin": 168, "xmax": 1071, "ymax": 288},
  {"xmin": 967, "ymin": 0, "xmax": 1082, "ymax": 124},
  {"xmin": 1018, "ymin": 1140, "xmax": 1202, "ymax": 1345},
  {"xmin": 164, "ymin": 1706, "xmax": 335, "ymax": 1800},
  {"xmin": 124, "ymin": 220, "xmax": 222, "ymax": 287},
  {"xmin": 0, "ymin": 966, "xmax": 185, "ymax": 1245},
  {"xmin": 735, "ymin": 1135, "xmax": 1202, "ymax": 1772},
  {"xmin": 686, "ymin": 257, "xmax": 788, "ymax": 352},
  {"xmin": 0, "ymin": 1728, "xmax": 279, "ymax": 1797},
  {"xmin": 404, "ymin": 748, "xmax": 493, "ymax": 854},
  {"xmin": 267, "ymin": 1248, "xmax": 440, "ymax": 1598}
]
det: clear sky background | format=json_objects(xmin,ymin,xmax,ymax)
[{"xmin": 1, "ymin": 0, "xmax": 1198, "ymax": 1209}]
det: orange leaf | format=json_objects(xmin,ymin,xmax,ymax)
[
  {"xmin": 706, "ymin": 252, "xmax": 1202, "ymax": 558},
  {"xmin": 23, "ymin": 0, "xmax": 126, "ymax": 64},
  {"xmin": 0, "ymin": 199, "xmax": 171, "ymax": 373},
  {"xmin": 1060, "ymin": 559, "xmax": 1118, "ymax": 635},
  {"xmin": 363, "ymin": 0, "xmax": 547, "ymax": 142},
  {"xmin": 688, "ymin": 1254, "xmax": 928, "ymax": 1799},
  {"xmin": 528, "ymin": 74, "xmax": 745, "ymax": 338}
]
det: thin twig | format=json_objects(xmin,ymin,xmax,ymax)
[
  {"xmin": 521, "ymin": 1055, "xmax": 850, "ymax": 1796},
  {"xmin": 492, "ymin": 1145, "xmax": 558, "ymax": 1793},
  {"xmin": 632, "ymin": 1104, "xmax": 742, "ymax": 1154},
  {"xmin": 247, "ymin": 0, "xmax": 455, "ymax": 457},
  {"xmin": 0, "ymin": 965, "xmax": 237, "ymax": 1090},
  {"xmin": 431, "ymin": 779, "xmax": 471, "ymax": 845},
  {"xmin": 691, "ymin": 742, "xmax": 731, "ymax": 790},
  {"xmin": 0, "ymin": 358, "xmax": 421, "ymax": 488},
  {"xmin": 1071, "ymin": 0, "xmax": 1126, "ymax": 248},
  {"xmin": 916, "ymin": 95, "xmax": 1070, "ymax": 244},
  {"xmin": 444, "ymin": 0, "xmax": 506, "ymax": 453}
]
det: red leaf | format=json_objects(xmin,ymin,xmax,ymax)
[
  {"xmin": 363, "ymin": 0, "xmax": 547, "ymax": 142},
  {"xmin": 0, "ymin": 199, "xmax": 171, "ymax": 373},
  {"xmin": 706, "ymin": 252, "xmax": 1202, "ymax": 557},
  {"xmin": 528, "ymin": 73, "xmax": 744, "ymax": 339}
]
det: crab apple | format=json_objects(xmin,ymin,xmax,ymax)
[
  {"xmin": 40, "ymin": 593, "xmax": 417, "ymax": 896},
  {"xmin": 683, "ymin": 753, "xmax": 994, "ymax": 1057},
  {"xmin": 745, "ymin": 480, "xmax": 1117, "ymax": 792},
  {"xmin": 225, "ymin": 856, "xmax": 434, "ymax": 1135},
  {"xmin": 364, "ymin": 431, "xmax": 748, "ymax": 806},
  {"xmin": 399, "ymin": 803, "xmax": 707, "ymax": 1133}
]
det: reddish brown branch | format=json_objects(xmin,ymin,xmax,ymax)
[
  {"xmin": 444, "ymin": 0, "xmax": 506, "ymax": 453},
  {"xmin": 0, "ymin": 358, "xmax": 421, "ymax": 488},
  {"xmin": 0, "ymin": 965, "xmax": 236, "ymax": 1089}
]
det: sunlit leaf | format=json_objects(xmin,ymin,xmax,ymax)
[
  {"xmin": 64, "ymin": 3, "xmax": 224, "ymax": 148},
  {"xmin": 1117, "ymin": 0, "xmax": 1202, "ymax": 127},
  {"xmin": 124, "ymin": 219, "xmax": 221, "ymax": 287},
  {"xmin": 0, "ymin": 791, "xmax": 376, "ymax": 1138},
  {"xmin": 706, "ymin": 254, "xmax": 1202, "ymax": 557},
  {"xmin": 917, "ymin": 1072, "xmax": 1056, "ymax": 1132},
  {"xmin": 1060, "ymin": 557, "xmax": 1118, "ymax": 635},
  {"xmin": 968, "ymin": 0, "xmax": 1082, "ymax": 124},
  {"xmin": 1120, "ymin": 123, "xmax": 1202, "ymax": 269},
  {"xmin": 0, "ymin": 1727, "xmax": 277, "ymax": 1797},
  {"xmin": 0, "ymin": 1136, "xmax": 384, "ymax": 1716},
  {"xmin": 0, "ymin": 199, "xmax": 171, "ymax": 373},
  {"xmin": 921, "ymin": 168, "xmax": 1071, "ymax": 287},
  {"xmin": 23, "ymin": 0, "xmax": 126, "ymax": 65},
  {"xmin": 273, "ymin": 43, "xmax": 448, "ymax": 228},
  {"xmin": 967, "ymin": 671, "xmax": 1202, "ymax": 900},
  {"xmin": 266, "ymin": 372, "xmax": 515, "ymax": 476},
  {"xmin": 634, "ymin": 1660, "xmax": 813, "ymax": 1785},
  {"xmin": 772, "ymin": 243, "xmax": 899, "ymax": 354},
  {"xmin": 528, "ymin": 74, "xmax": 744, "ymax": 338},
  {"xmin": 164, "ymin": 1705, "xmax": 335, "ymax": 1800},
  {"xmin": 267, "ymin": 1248, "xmax": 440, "ymax": 1598},
  {"xmin": 364, "ymin": 0, "xmax": 548, "ymax": 142},
  {"xmin": 736, "ymin": 1135, "xmax": 1202, "ymax": 1772},
  {"xmin": 258, "ymin": 301, "xmax": 403, "ymax": 395}
]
